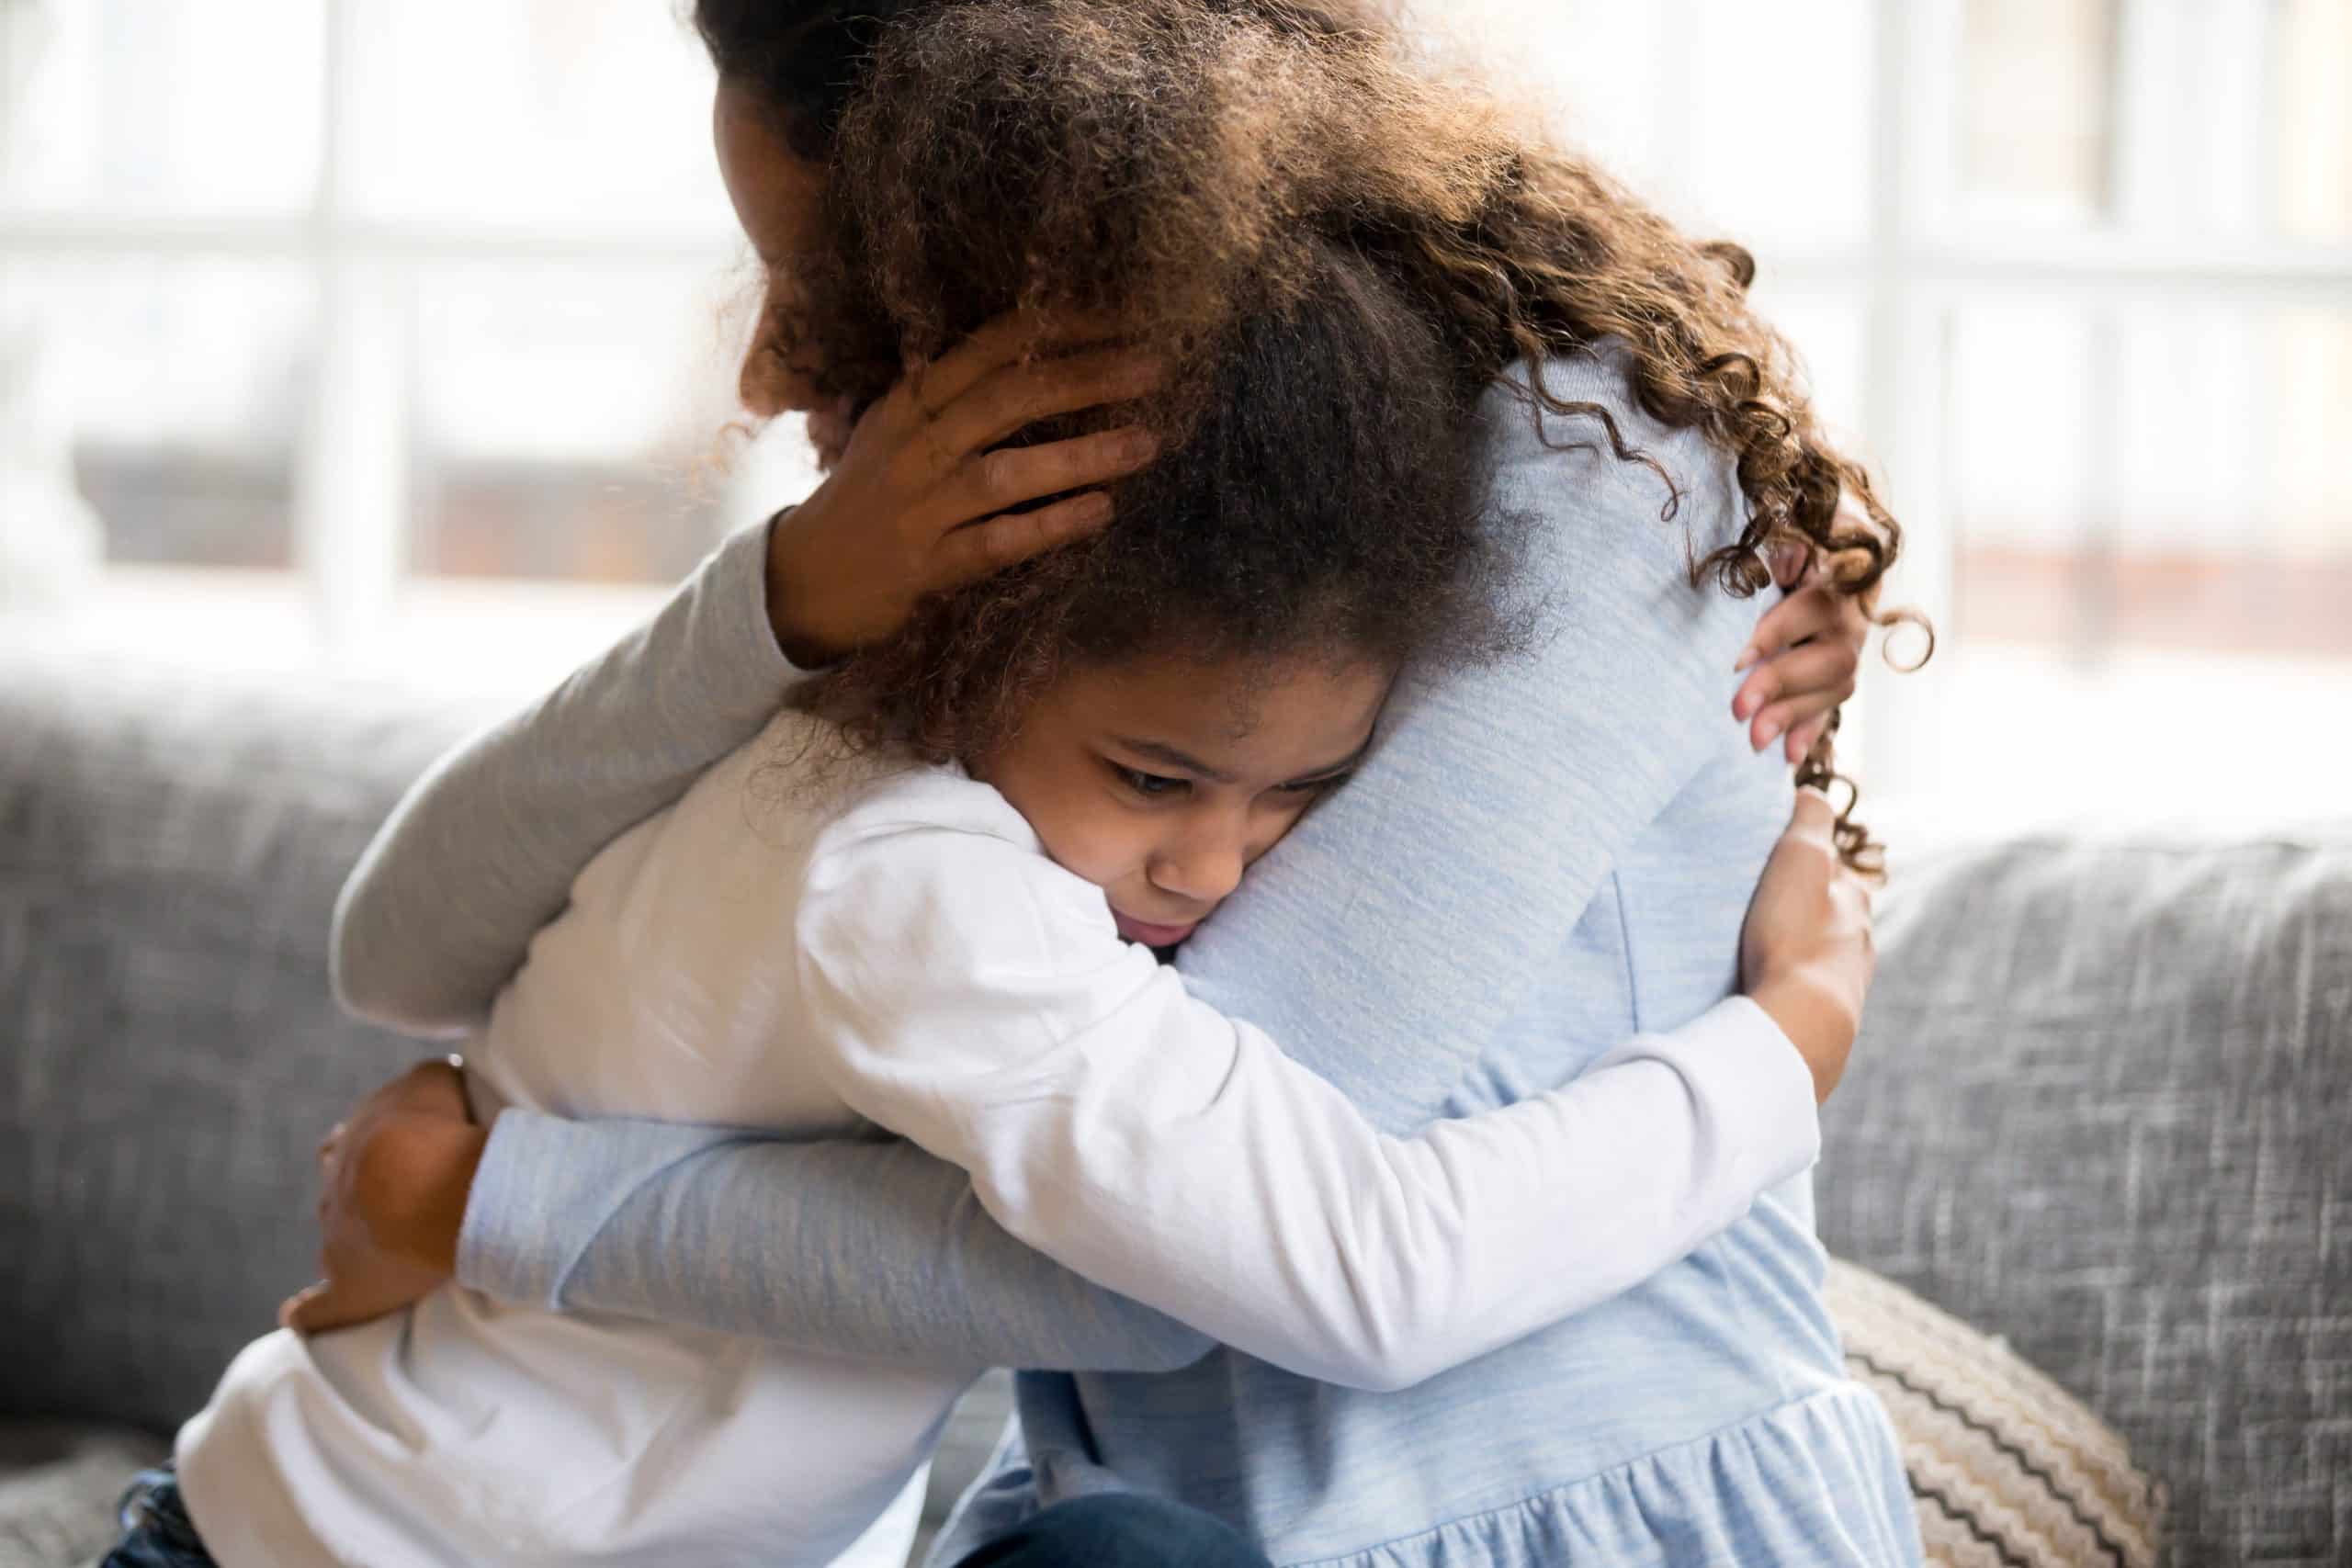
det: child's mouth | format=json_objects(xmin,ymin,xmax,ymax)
[{"xmin": 1113, "ymin": 909, "xmax": 1201, "ymax": 948}]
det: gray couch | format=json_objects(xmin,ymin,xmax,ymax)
[{"xmin": 3, "ymin": 644, "xmax": 2345, "ymax": 1568}]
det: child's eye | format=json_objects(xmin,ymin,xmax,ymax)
[
  {"xmin": 1279, "ymin": 771, "xmax": 1352, "ymax": 797},
  {"xmin": 1114, "ymin": 765, "xmax": 1188, "ymax": 799}
]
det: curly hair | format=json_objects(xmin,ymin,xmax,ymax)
[
  {"xmin": 792, "ymin": 239, "xmax": 1527, "ymax": 769},
  {"xmin": 697, "ymin": 0, "xmax": 1926, "ymax": 865}
]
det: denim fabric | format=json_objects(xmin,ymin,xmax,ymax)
[
  {"xmin": 954, "ymin": 1495, "xmax": 1273, "ymax": 1568},
  {"xmin": 105, "ymin": 1470, "xmax": 219, "ymax": 1568}
]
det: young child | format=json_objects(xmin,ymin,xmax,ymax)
[{"xmin": 113, "ymin": 239, "xmax": 1845, "ymax": 1568}]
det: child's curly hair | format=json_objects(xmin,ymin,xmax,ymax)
[
  {"xmin": 793, "ymin": 238, "xmax": 1528, "ymax": 767},
  {"xmin": 698, "ymin": 0, "xmax": 1927, "ymax": 863}
]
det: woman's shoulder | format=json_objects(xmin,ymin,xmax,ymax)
[{"xmin": 1480, "ymin": 346, "xmax": 1746, "ymax": 558}]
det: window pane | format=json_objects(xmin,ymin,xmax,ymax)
[
  {"xmin": 1679, "ymin": 0, "xmax": 1873, "ymax": 253},
  {"xmin": 1415, "ymin": 0, "xmax": 1872, "ymax": 254},
  {"xmin": 1956, "ymin": 0, "xmax": 2352, "ymax": 243},
  {"xmin": 408, "ymin": 262, "xmax": 756, "ymax": 584},
  {"xmin": 1949, "ymin": 300, "xmax": 2352, "ymax": 659},
  {"xmin": 1861, "ymin": 299, "xmax": 2352, "ymax": 833},
  {"xmin": 0, "ymin": 0, "xmax": 322, "ymax": 216},
  {"xmin": 1959, "ymin": 0, "xmax": 2119, "ymax": 221},
  {"xmin": 1750, "ymin": 287, "xmax": 1867, "ymax": 438},
  {"xmin": 341, "ymin": 0, "xmax": 730, "ymax": 232},
  {"xmin": 10, "ymin": 257, "xmax": 312, "ymax": 569},
  {"xmin": 2274, "ymin": 0, "xmax": 2352, "ymax": 243}
]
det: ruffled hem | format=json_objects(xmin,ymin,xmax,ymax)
[{"xmin": 1291, "ymin": 1382, "xmax": 1922, "ymax": 1568}]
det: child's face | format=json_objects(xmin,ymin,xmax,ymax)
[{"xmin": 975, "ymin": 651, "xmax": 1393, "ymax": 948}]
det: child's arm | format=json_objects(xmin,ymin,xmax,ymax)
[{"xmin": 769, "ymin": 771, "xmax": 1820, "ymax": 1391}]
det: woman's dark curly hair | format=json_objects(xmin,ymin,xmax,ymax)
[
  {"xmin": 697, "ymin": 0, "xmax": 1927, "ymax": 863},
  {"xmin": 793, "ymin": 239, "xmax": 1524, "ymax": 768}
]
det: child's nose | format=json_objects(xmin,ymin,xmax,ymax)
[{"xmin": 1149, "ymin": 834, "xmax": 1246, "ymax": 908}]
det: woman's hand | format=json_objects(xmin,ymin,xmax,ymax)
[
  {"xmin": 764, "ymin": 313, "xmax": 1165, "ymax": 666},
  {"xmin": 1739, "ymin": 788, "xmax": 1876, "ymax": 1104},
  {"xmin": 278, "ymin": 1058, "xmax": 486, "ymax": 1337},
  {"xmin": 1731, "ymin": 531, "xmax": 1876, "ymax": 762}
]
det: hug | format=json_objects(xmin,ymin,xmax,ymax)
[{"xmin": 110, "ymin": 3, "xmax": 1916, "ymax": 1565}]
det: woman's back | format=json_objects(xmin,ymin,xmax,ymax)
[{"xmin": 944, "ymin": 358, "xmax": 1916, "ymax": 1567}]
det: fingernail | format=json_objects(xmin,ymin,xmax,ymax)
[
  {"xmin": 1757, "ymin": 717, "xmax": 1784, "ymax": 748},
  {"xmin": 1733, "ymin": 648, "xmax": 1758, "ymax": 672},
  {"xmin": 1734, "ymin": 692, "xmax": 1757, "ymax": 720},
  {"xmin": 1120, "ymin": 431, "xmax": 1159, "ymax": 464}
]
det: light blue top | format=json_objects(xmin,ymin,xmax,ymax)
[{"xmin": 334, "ymin": 350, "xmax": 1921, "ymax": 1567}]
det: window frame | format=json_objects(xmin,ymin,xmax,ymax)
[{"xmin": 4, "ymin": 0, "xmax": 2349, "ymax": 791}]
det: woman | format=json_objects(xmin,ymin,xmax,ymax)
[{"xmin": 296, "ymin": 4, "xmax": 1917, "ymax": 1565}]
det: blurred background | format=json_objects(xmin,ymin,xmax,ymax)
[{"xmin": 1, "ymin": 0, "xmax": 2346, "ymax": 840}]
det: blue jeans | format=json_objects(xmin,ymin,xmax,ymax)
[
  {"xmin": 102, "ymin": 1468, "xmax": 1261, "ymax": 1568},
  {"xmin": 954, "ymin": 1495, "xmax": 1273, "ymax": 1568},
  {"xmin": 104, "ymin": 1469, "xmax": 218, "ymax": 1568}
]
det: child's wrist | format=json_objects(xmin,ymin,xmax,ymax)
[{"xmin": 1748, "ymin": 971, "xmax": 1859, "ymax": 1104}]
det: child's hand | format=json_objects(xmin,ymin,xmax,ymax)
[
  {"xmin": 279, "ymin": 1058, "xmax": 484, "ymax": 1337},
  {"xmin": 1731, "ymin": 533, "xmax": 1876, "ymax": 761},
  {"xmin": 1739, "ymin": 789, "xmax": 1876, "ymax": 1103},
  {"xmin": 763, "ymin": 311, "xmax": 1165, "ymax": 666}
]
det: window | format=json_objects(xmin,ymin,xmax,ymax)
[
  {"xmin": 6, "ymin": 1, "xmax": 2348, "ymax": 823},
  {"xmin": 1442, "ymin": 0, "xmax": 2352, "ymax": 831},
  {"xmin": 1, "ymin": 0, "xmax": 813, "ymax": 685}
]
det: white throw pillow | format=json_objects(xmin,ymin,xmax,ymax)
[{"xmin": 1826, "ymin": 1258, "xmax": 2166, "ymax": 1568}]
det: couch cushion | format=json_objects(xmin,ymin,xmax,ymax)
[
  {"xmin": 0, "ymin": 648, "xmax": 490, "ymax": 1435},
  {"xmin": 0, "ymin": 1421, "xmax": 169, "ymax": 1568},
  {"xmin": 1820, "ymin": 834, "xmax": 2351, "ymax": 1568}
]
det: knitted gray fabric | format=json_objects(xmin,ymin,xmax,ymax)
[
  {"xmin": 0, "ymin": 646, "xmax": 498, "ymax": 1434},
  {"xmin": 0, "ymin": 1424, "xmax": 165, "ymax": 1568},
  {"xmin": 1817, "ymin": 833, "xmax": 2352, "ymax": 1568}
]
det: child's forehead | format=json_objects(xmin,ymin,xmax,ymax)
[{"xmin": 1055, "ymin": 651, "xmax": 1393, "ymax": 771}]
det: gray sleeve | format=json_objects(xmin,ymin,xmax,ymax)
[
  {"xmin": 459, "ymin": 1111, "xmax": 1216, "ymax": 1373},
  {"xmin": 330, "ymin": 516, "xmax": 808, "ymax": 1034}
]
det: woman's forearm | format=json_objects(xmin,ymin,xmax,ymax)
[
  {"xmin": 458, "ymin": 1112, "xmax": 1215, "ymax": 1373},
  {"xmin": 331, "ymin": 517, "xmax": 808, "ymax": 1033}
]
